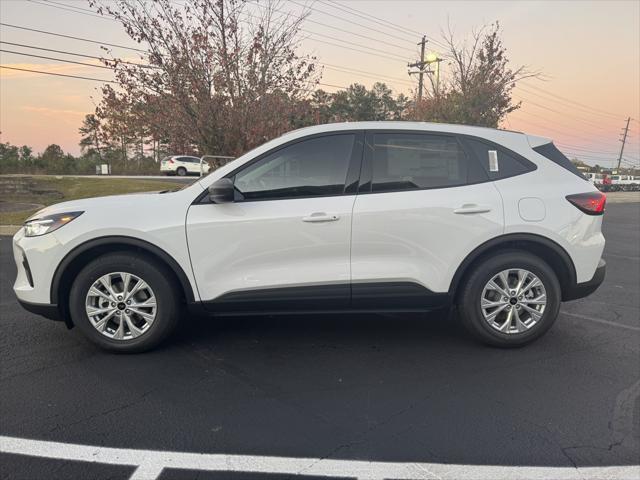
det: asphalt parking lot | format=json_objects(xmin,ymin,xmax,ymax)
[{"xmin": 0, "ymin": 202, "xmax": 638, "ymax": 479}]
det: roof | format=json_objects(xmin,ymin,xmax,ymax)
[{"xmin": 279, "ymin": 121, "xmax": 532, "ymax": 142}]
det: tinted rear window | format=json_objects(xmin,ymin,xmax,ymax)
[
  {"xmin": 370, "ymin": 133, "xmax": 487, "ymax": 192},
  {"xmin": 533, "ymin": 143, "xmax": 586, "ymax": 180},
  {"xmin": 461, "ymin": 137, "xmax": 535, "ymax": 180}
]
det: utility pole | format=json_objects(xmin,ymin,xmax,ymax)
[
  {"xmin": 408, "ymin": 35, "xmax": 428, "ymax": 102},
  {"xmin": 615, "ymin": 117, "xmax": 631, "ymax": 172}
]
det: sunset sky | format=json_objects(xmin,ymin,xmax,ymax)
[{"xmin": 1, "ymin": 0, "xmax": 639, "ymax": 168}]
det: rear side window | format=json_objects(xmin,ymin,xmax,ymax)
[
  {"xmin": 370, "ymin": 133, "xmax": 487, "ymax": 192},
  {"xmin": 462, "ymin": 138, "xmax": 535, "ymax": 180},
  {"xmin": 533, "ymin": 143, "xmax": 586, "ymax": 180}
]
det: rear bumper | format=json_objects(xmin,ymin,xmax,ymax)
[{"xmin": 563, "ymin": 258, "xmax": 606, "ymax": 301}]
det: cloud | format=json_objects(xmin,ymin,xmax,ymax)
[{"xmin": 21, "ymin": 106, "xmax": 86, "ymax": 117}]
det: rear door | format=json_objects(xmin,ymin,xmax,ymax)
[
  {"xmin": 350, "ymin": 130, "xmax": 504, "ymax": 307},
  {"xmin": 186, "ymin": 132, "xmax": 364, "ymax": 311}
]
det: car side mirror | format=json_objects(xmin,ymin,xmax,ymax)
[{"xmin": 208, "ymin": 178, "xmax": 235, "ymax": 204}]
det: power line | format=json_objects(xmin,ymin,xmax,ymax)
[
  {"xmin": 517, "ymin": 85, "xmax": 626, "ymax": 122},
  {"xmin": 322, "ymin": 62, "xmax": 412, "ymax": 85},
  {"xmin": 515, "ymin": 95, "xmax": 618, "ymax": 131},
  {"xmin": 286, "ymin": 0, "xmax": 423, "ymax": 49},
  {"xmin": 519, "ymin": 81, "xmax": 628, "ymax": 120},
  {"xmin": 555, "ymin": 143, "xmax": 617, "ymax": 155},
  {"xmin": 320, "ymin": 0, "xmax": 448, "ymax": 51},
  {"xmin": 0, "ymin": 22, "xmax": 146, "ymax": 53},
  {"xmin": 25, "ymin": 0, "xmax": 113, "ymax": 21},
  {"xmin": 304, "ymin": 30, "xmax": 409, "ymax": 60},
  {"xmin": 514, "ymin": 103, "xmax": 620, "ymax": 136},
  {"xmin": 246, "ymin": 3, "xmax": 411, "ymax": 61},
  {"xmin": 305, "ymin": 35, "xmax": 406, "ymax": 64},
  {"xmin": 510, "ymin": 115, "xmax": 625, "ymax": 146},
  {"xmin": 0, "ymin": 48, "xmax": 112, "ymax": 69},
  {"xmin": 0, "ymin": 65, "xmax": 116, "ymax": 83},
  {"xmin": 323, "ymin": 65, "xmax": 413, "ymax": 86},
  {"xmin": 0, "ymin": 41, "xmax": 156, "ymax": 68}
]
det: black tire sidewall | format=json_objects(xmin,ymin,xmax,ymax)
[
  {"xmin": 177, "ymin": 167, "xmax": 186, "ymax": 176},
  {"xmin": 69, "ymin": 253, "xmax": 179, "ymax": 352},
  {"xmin": 459, "ymin": 251, "xmax": 561, "ymax": 347}
]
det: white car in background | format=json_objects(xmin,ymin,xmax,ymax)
[
  {"xmin": 160, "ymin": 155, "xmax": 210, "ymax": 176},
  {"xmin": 13, "ymin": 122, "xmax": 606, "ymax": 352}
]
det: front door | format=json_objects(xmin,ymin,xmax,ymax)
[{"xmin": 186, "ymin": 132, "xmax": 363, "ymax": 312}]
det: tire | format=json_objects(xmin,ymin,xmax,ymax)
[
  {"xmin": 458, "ymin": 251, "xmax": 561, "ymax": 348},
  {"xmin": 176, "ymin": 167, "xmax": 187, "ymax": 176},
  {"xmin": 69, "ymin": 252, "xmax": 180, "ymax": 353}
]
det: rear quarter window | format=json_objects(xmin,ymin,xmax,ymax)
[
  {"xmin": 532, "ymin": 143, "xmax": 587, "ymax": 180},
  {"xmin": 461, "ymin": 137, "xmax": 536, "ymax": 180}
]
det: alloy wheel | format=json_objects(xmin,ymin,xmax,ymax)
[
  {"xmin": 85, "ymin": 272, "xmax": 157, "ymax": 340},
  {"xmin": 480, "ymin": 268, "xmax": 547, "ymax": 334}
]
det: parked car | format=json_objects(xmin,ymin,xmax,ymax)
[
  {"xmin": 160, "ymin": 155, "xmax": 210, "ymax": 176},
  {"xmin": 612, "ymin": 175, "xmax": 640, "ymax": 191},
  {"xmin": 584, "ymin": 172, "xmax": 604, "ymax": 186},
  {"xmin": 13, "ymin": 122, "xmax": 606, "ymax": 352}
]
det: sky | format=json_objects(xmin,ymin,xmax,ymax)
[{"xmin": 0, "ymin": 0, "xmax": 639, "ymax": 168}]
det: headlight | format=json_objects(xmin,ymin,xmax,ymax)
[{"xmin": 24, "ymin": 211, "xmax": 83, "ymax": 237}]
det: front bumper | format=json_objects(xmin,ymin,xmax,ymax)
[{"xmin": 563, "ymin": 258, "xmax": 606, "ymax": 301}]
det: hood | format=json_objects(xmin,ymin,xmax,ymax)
[{"xmin": 26, "ymin": 190, "xmax": 173, "ymax": 221}]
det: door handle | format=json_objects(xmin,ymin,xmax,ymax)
[
  {"xmin": 454, "ymin": 204, "xmax": 492, "ymax": 214},
  {"xmin": 302, "ymin": 212, "xmax": 340, "ymax": 223}
]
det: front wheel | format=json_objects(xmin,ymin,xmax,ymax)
[
  {"xmin": 458, "ymin": 251, "xmax": 561, "ymax": 347},
  {"xmin": 69, "ymin": 252, "xmax": 180, "ymax": 352}
]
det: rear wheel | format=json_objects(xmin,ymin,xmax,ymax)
[
  {"xmin": 458, "ymin": 251, "xmax": 561, "ymax": 347},
  {"xmin": 69, "ymin": 252, "xmax": 180, "ymax": 352},
  {"xmin": 176, "ymin": 166, "xmax": 187, "ymax": 176}
]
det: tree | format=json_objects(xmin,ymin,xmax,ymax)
[
  {"xmin": 89, "ymin": 0, "xmax": 319, "ymax": 156},
  {"xmin": 79, "ymin": 114, "xmax": 104, "ymax": 160},
  {"xmin": 311, "ymin": 83, "xmax": 409, "ymax": 123},
  {"xmin": 412, "ymin": 22, "xmax": 536, "ymax": 127},
  {"xmin": 40, "ymin": 144, "xmax": 65, "ymax": 171}
]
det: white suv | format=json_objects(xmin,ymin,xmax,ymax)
[
  {"xmin": 160, "ymin": 155, "xmax": 210, "ymax": 176},
  {"xmin": 13, "ymin": 122, "xmax": 606, "ymax": 352}
]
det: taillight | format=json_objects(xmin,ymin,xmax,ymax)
[
  {"xmin": 566, "ymin": 192, "xmax": 606, "ymax": 215},
  {"xmin": 168, "ymin": 159, "xmax": 174, "ymax": 164}
]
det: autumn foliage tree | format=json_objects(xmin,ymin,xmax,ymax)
[
  {"xmin": 412, "ymin": 23, "xmax": 536, "ymax": 127},
  {"xmin": 90, "ymin": 0, "xmax": 319, "ymax": 157}
]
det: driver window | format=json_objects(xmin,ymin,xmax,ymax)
[{"xmin": 233, "ymin": 134, "xmax": 356, "ymax": 201}]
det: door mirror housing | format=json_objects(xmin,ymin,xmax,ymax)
[{"xmin": 208, "ymin": 178, "xmax": 235, "ymax": 204}]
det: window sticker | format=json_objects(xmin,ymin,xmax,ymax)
[{"xmin": 488, "ymin": 150, "xmax": 499, "ymax": 172}]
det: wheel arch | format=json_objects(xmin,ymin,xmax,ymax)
[
  {"xmin": 450, "ymin": 233, "xmax": 577, "ymax": 303},
  {"xmin": 52, "ymin": 236, "xmax": 196, "ymax": 327}
]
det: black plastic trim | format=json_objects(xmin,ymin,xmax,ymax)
[
  {"xmin": 17, "ymin": 299, "xmax": 62, "ymax": 322},
  {"xmin": 563, "ymin": 259, "xmax": 606, "ymax": 301},
  {"xmin": 50, "ymin": 236, "xmax": 196, "ymax": 304},
  {"xmin": 22, "ymin": 253, "xmax": 34, "ymax": 288},
  {"xmin": 203, "ymin": 281, "xmax": 449, "ymax": 314},
  {"xmin": 449, "ymin": 233, "xmax": 578, "ymax": 297},
  {"xmin": 205, "ymin": 284, "xmax": 350, "ymax": 312},
  {"xmin": 352, "ymin": 282, "xmax": 451, "ymax": 309}
]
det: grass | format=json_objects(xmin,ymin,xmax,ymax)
[{"xmin": 0, "ymin": 176, "xmax": 181, "ymax": 225}]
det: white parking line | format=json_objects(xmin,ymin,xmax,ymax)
[
  {"xmin": 561, "ymin": 311, "xmax": 640, "ymax": 332},
  {"xmin": 1, "ymin": 435, "xmax": 638, "ymax": 480}
]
